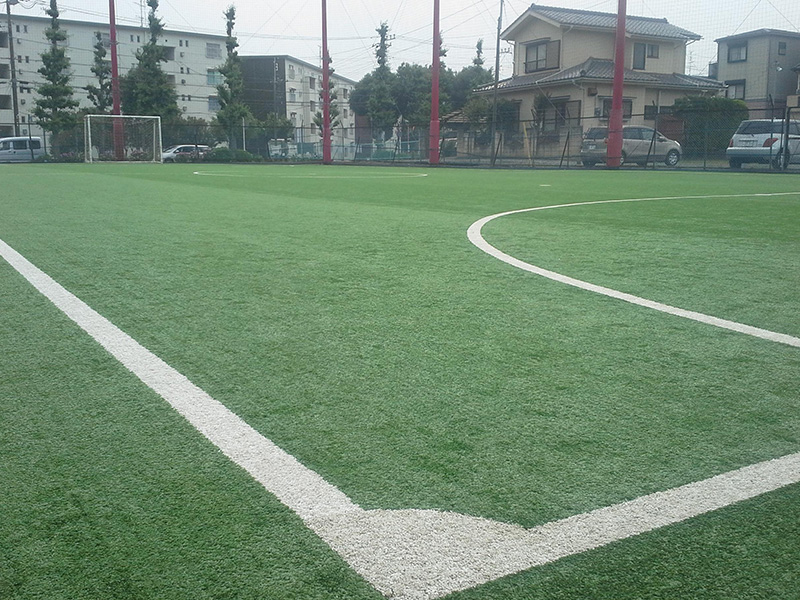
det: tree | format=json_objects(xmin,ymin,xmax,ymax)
[
  {"xmin": 33, "ymin": 0, "xmax": 79, "ymax": 141},
  {"xmin": 313, "ymin": 66, "xmax": 341, "ymax": 138},
  {"xmin": 85, "ymin": 32, "xmax": 112, "ymax": 113},
  {"xmin": 214, "ymin": 5, "xmax": 252, "ymax": 150},
  {"xmin": 449, "ymin": 40, "xmax": 493, "ymax": 111},
  {"xmin": 120, "ymin": 0, "xmax": 179, "ymax": 120},
  {"xmin": 350, "ymin": 22, "xmax": 399, "ymax": 142},
  {"xmin": 671, "ymin": 96, "xmax": 749, "ymax": 157}
]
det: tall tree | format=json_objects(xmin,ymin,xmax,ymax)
[
  {"xmin": 313, "ymin": 66, "xmax": 341, "ymax": 138},
  {"xmin": 33, "ymin": 0, "xmax": 79, "ymax": 140},
  {"xmin": 120, "ymin": 0, "xmax": 179, "ymax": 120},
  {"xmin": 449, "ymin": 40, "xmax": 493, "ymax": 111},
  {"xmin": 359, "ymin": 22, "xmax": 399, "ymax": 141},
  {"xmin": 215, "ymin": 5, "xmax": 252, "ymax": 150},
  {"xmin": 85, "ymin": 32, "xmax": 112, "ymax": 113}
]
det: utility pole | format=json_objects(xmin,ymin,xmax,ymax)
[
  {"xmin": 606, "ymin": 0, "xmax": 626, "ymax": 168},
  {"xmin": 429, "ymin": 0, "xmax": 440, "ymax": 165},
  {"xmin": 321, "ymin": 0, "xmax": 331, "ymax": 164},
  {"xmin": 109, "ymin": 0, "xmax": 124, "ymax": 159},
  {"xmin": 5, "ymin": 0, "xmax": 20, "ymax": 136},
  {"xmin": 490, "ymin": 0, "xmax": 504, "ymax": 167}
]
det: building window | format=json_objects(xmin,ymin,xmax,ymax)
[
  {"xmin": 647, "ymin": 44, "xmax": 659, "ymax": 58},
  {"xmin": 289, "ymin": 88, "xmax": 296, "ymax": 102},
  {"xmin": 288, "ymin": 65, "xmax": 295, "ymax": 79},
  {"xmin": 342, "ymin": 88, "xmax": 348, "ymax": 99},
  {"xmin": 180, "ymin": 67, "xmax": 185, "ymax": 74},
  {"xmin": 728, "ymin": 43, "xmax": 747, "ymax": 63},
  {"xmin": 290, "ymin": 112, "xmax": 297, "ymax": 124},
  {"xmin": 602, "ymin": 98, "xmax": 633, "ymax": 120},
  {"xmin": 185, "ymin": 40, "xmax": 189, "ymax": 48},
  {"xmin": 206, "ymin": 69, "xmax": 223, "ymax": 85},
  {"xmin": 206, "ymin": 43, "xmax": 221, "ymax": 59},
  {"xmin": 163, "ymin": 46, "xmax": 175, "ymax": 61},
  {"xmin": 633, "ymin": 43, "xmax": 646, "ymax": 69},
  {"xmin": 179, "ymin": 40, "xmax": 183, "ymax": 47},
  {"xmin": 725, "ymin": 79, "xmax": 746, "ymax": 99},
  {"xmin": 208, "ymin": 96, "xmax": 221, "ymax": 111},
  {"xmin": 778, "ymin": 41, "xmax": 786, "ymax": 55},
  {"xmin": 525, "ymin": 40, "xmax": 559, "ymax": 73},
  {"xmin": 309, "ymin": 76, "xmax": 315, "ymax": 89},
  {"xmin": 310, "ymin": 100, "xmax": 316, "ymax": 112}
]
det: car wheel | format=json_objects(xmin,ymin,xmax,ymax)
[
  {"xmin": 664, "ymin": 149, "xmax": 680, "ymax": 167},
  {"xmin": 729, "ymin": 158, "xmax": 742, "ymax": 169}
]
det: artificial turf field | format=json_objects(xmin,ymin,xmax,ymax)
[{"xmin": 1, "ymin": 163, "xmax": 798, "ymax": 599}]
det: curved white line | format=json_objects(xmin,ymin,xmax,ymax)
[{"xmin": 468, "ymin": 192, "xmax": 800, "ymax": 348}]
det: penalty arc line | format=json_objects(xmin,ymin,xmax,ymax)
[
  {"xmin": 467, "ymin": 191, "xmax": 800, "ymax": 348},
  {"xmin": 2, "ymin": 208, "xmax": 800, "ymax": 600}
]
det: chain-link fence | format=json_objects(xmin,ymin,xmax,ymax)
[{"xmin": 3, "ymin": 106, "xmax": 799, "ymax": 170}]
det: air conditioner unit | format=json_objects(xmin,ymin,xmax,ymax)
[
  {"xmin": 787, "ymin": 94, "xmax": 800, "ymax": 108},
  {"xmin": 180, "ymin": 52, "xmax": 184, "ymax": 57},
  {"xmin": 20, "ymin": 99, "xmax": 25, "ymax": 104},
  {"xmin": 181, "ymin": 79, "xmax": 186, "ymax": 84},
  {"xmin": 587, "ymin": 87, "xmax": 598, "ymax": 96}
]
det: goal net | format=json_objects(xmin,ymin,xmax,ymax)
[{"xmin": 84, "ymin": 115, "xmax": 163, "ymax": 163}]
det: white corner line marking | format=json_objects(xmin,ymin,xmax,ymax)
[
  {"xmin": 2, "ymin": 229, "xmax": 799, "ymax": 600},
  {"xmin": 467, "ymin": 192, "xmax": 800, "ymax": 348}
]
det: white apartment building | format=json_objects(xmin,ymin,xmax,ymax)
[
  {"xmin": 241, "ymin": 55, "xmax": 357, "ymax": 159},
  {"xmin": 0, "ymin": 13, "xmax": 227, "ymax": 137}
]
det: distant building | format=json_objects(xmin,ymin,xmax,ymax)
[
  {"xmin": 240, "ymin": 55, "xmax": 357, "ymax": 158},
  {"xmin": 711, "ymin": 29, "xmax": 800, "ymax": 112},
  {"xmin": 0, "ymin": 12, "xmax": 227, "ymax": 137}
]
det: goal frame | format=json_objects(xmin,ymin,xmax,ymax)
[{"xmin": 84, "ymin": 114, "xmax": 163, "ymax": 163}]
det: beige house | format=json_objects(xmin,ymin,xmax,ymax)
[
  {"xmin": 476, "ymin": 4, "xmax": 723, "ymax": 135},
  {"xmin": 711, "ymin": 29, "xmax": 800, "ymax": 112}
]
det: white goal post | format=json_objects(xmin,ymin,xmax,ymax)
[{"xmin": 84, "ymin": 114, "xmax": 163, "ymax": 163}]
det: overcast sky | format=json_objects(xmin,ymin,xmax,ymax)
[{"xmin": 8, "ymin": 0, "xmax": 800, "ymax": 81}]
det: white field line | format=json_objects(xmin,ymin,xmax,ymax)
[
  {"xmin": 192, "ymin": 170, "xmax": 428, "ymax": 179},
  {"xmin": 2, "ymin": 216, "xmax": 799, "ymax": 599},
  {"xmin": 467, "ymin": 192, "xmax": 800, "ymax": 348}
]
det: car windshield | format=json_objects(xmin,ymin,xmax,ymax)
[
  {"xmin": 736, "ymin": 121, "xmax": 782, "ymax": 135},
  {"xmin": 584, "ymin": 128, "xmax": 607, "ymax": 140}
]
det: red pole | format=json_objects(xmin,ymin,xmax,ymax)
[
  {"xmin": 108, "ymin": 0, "xmax": 124, "ymax": 159},
  {"xmin": 606, "ymin": 0, "xmax": 626, "ymax": 168},
  {"xmin": 429, "ymin": 0, "xmax": 441, "ymax": 165},
  {"xmin": 321, "ymin": 0, "xmax": 332, "ymax": 164}
]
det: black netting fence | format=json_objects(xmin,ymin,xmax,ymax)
[{"xmin": 3, "ymin": 105, "xmax": 799, "ymax": 170}]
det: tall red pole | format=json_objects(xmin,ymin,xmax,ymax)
[
  {"xmin": 321, "ymin": 0, "xmax": 332, "ymax": 164},
  {"xmin": 108, "ymin": 0, "xmax": 124, "ymax": 159},
  {"xmin": 429, "ymin": 0, "xmax": 441, "ymax": 165},
  {"xmin": 606, "ymin": 0, "xmax": 626, "ymax": 168}
]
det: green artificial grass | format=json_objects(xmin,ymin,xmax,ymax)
[{"xmin": 1, "ymin": 163, "xmax": 798, "ymax": 598}]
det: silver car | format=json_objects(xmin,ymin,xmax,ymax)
[
  {"xmin": 0, "ymin": 136, "xmax": 45, "ymax": 162},
  {"xmin": 581, "ymin": 126, "xmax": 682, "ymax": 167},
  {"xmin": 726, "ymin": 119, "xmax": 800, "ymax": 169}
]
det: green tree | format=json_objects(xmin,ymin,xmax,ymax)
[
  {"xmin": 393, "ymin": 63, "xmax": 432, "ymax": 128},
  {"xmin": 449, "ymin": 40, "xmax": 494, "ymax": 110},
  {"xmin": 120, "ymin": 0, "xmax": 179, "ymax": 120},
  {"xmin": 671, "ymin": 96, "xmax": 749, "ymax": 157},
  {"xmin": 33, "ymin": 0, "xmax": 79, "ymax": 142},
  {"xmin": 85, "ymin": 32, "xmax": 112, "ymax": 113},
  {"xmin": 352, "ymin": 22, "xmax": 399, "ymax": 142},
  {"xmin": 313, "ymin": 65, "xmax": 341, "ymax": 138},
  {"xmin": 214, "ymin": 5, "xmax": 252, "ymax": 150}
]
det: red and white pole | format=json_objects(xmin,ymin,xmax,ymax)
[
  {"xmin": 606, "ymin": 0, "xmax": 626, "ymax": 168},
  {"xmin": 321, "ymin": 0, "xmax": 332, "ymax": 164},
  {"xmin": 429, "ymin": 0, "xmax": 441, "ymax": 165}
]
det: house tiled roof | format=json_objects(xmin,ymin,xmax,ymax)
[
  {"xmin": 475, "ymin": 58, "xmax": 725, "ymax": 93},
  {"xmin": 508, "ymin": 4, "xmax": 701, "ymax": 41},
  {"xmin": 715, "ymin": 28, "xmax": 800, "ymax": 43}
]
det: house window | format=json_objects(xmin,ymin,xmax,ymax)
[
  {"xmin": 524, "ymin": 40, "xmax": 559, "ymax": 73},
  {"xmin": 725, "ymin": 79, "xmax": 745, "ymax": 99},
  {"xmin": 342, "ymin": 88, "xmax": 348, "ymax": 99},
  {"xmin": 602, "ymin": 98, "xmax": 633, "ymax": 120},
  {"xmin": 206, "ymin": 43, "xmax": 221, "ymax": 59},
  {"xmin": 633, "ymin": 43, "xmax": 646, "ymax": 70},
  {"xmin": 778, "ymin": 41, "xmax": 786, "ymax": 55},
  {"xmin": 647, "ymin": 44, "xmax": 659, "ymax": 58},
  {"xmin": 728, "ymin": 43, "xmax": 747, "ymax": 63},
  {"xmin": 206, "ymin": 69, "xmax": 223, "ymax": 85}
]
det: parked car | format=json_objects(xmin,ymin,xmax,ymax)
[
  {"xmin": 726, "ymin": 119, "xmax": 800, "ymax": 169},
  {"xmin": 580, "ymin": 126, "xmax": 682, "ymax": 167},
  {"xmin": 161, "ymin": 144, "xmax": 209, "ymax": 162},
  {"xmin": 0, "ymin": 136, "xmax": 45, "ymax": 162}
]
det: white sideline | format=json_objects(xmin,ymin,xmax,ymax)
[
  {"xmin": 2, "ymin": 204, "xmax": 799, "ymax": 599},
  {"xmin": 467, "ymin": 192, "xmax": 800, "ymax": 348},
  {"xmin": 192, "ymin": 170, "xmax": 429, "ymax": 179}
]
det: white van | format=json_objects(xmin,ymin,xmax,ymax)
[{"xmin": 0, "ymin": 136, "xmax": 45, "ymax": 162}]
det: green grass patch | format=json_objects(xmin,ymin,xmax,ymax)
[{"xmin": 1, "ymin": 163, "xmax": 798, "ymax": 598}]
